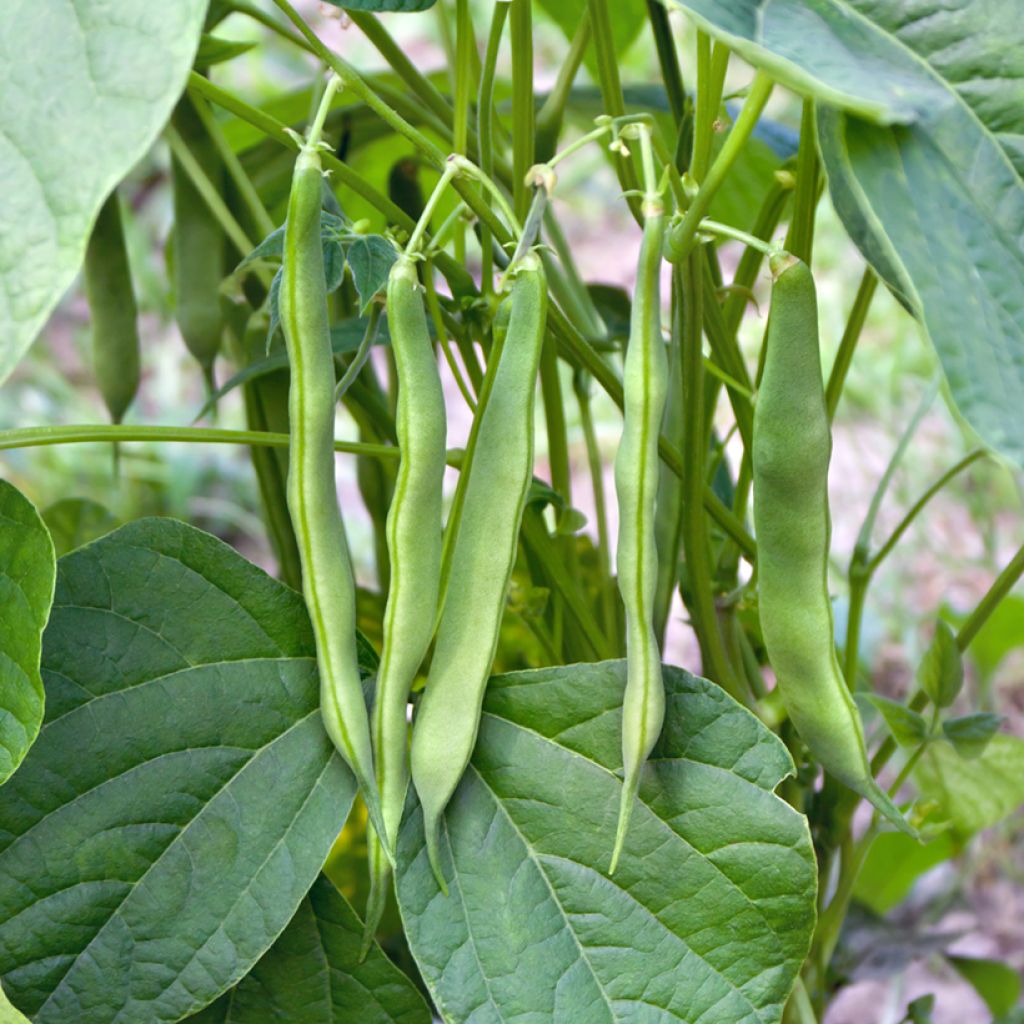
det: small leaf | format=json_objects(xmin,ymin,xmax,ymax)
[
  {"xmin": 194, "ymin": 34, "xmax": 257, "ymax": 69},
  {"xmin": 347, "ymin": 236, "xmax": 398, "ymax": 313},
  {"xmin": 942, "ymin": 713, "xmax": 1003, "ymax": 760},
  {"xmin": 915, "ymin": 734, "xmax": 1024, "ymax": 838},
  {"xmin": 237, "ymin": 226, "xmax": 285, "ymax": 271},
  {"xmin": 0, "ymin": 480, "xmax": 56, "ymax": 785},
  {"xmin": 948, "ymin": 956, "xmax": 1022, "ymax": 1018},
  {"xmin": 866, "ymin": 695, "xmax": 928, "ymax": 747},
  {"xmin": 917, "ymin": 621, "xmax": 963, "ymax": 708},
  {"xmin": 267, "ymin": 267, "xmax": 283, "ymax": 348},
  {"xmin": 324, "ymin": 241, "xmax": 347, "ymax": 294},
  {"xmin": 904, "ymin": 994, "xmax": 935, "ymax": 1024}
]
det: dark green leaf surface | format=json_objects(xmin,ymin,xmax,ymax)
[
  {"xmin": 942, "ymin": 713, "xmax": 1003, "ymax": 761},
  {"xmin": 865, "ymin": 695, "xmax": 928, "ymax": 747},
  {"xmin": 917, "ymin": 621, "xmax": 963, "ymax": 709},
  {"xmin": 398, "ymin": 662, "xmax": 815, "ymax": 1024},
  {"xmin": 0, "ymin": 481, "xmax": 55, "ymax": 785},
  {"xmin": 0, "ymin": 1, "xmax": 208, "ymax": 385},
  {"xmin": 0, "ymin": 519, "xmax": 358, "ymax": 1023},
  {"xmin": 186, "ymin": 877, "xmax": 430, "ymax": 1024}
]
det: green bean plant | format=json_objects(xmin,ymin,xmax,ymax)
[{"xmin": 1, "ymin": 1, "xmax": 1022, "ymax": 1022}]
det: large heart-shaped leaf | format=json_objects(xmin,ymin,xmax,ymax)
[
  {"xmin": 186, "ymin": 876, "xmax": 432, "ymax": 1024},
  {"xmin": 0, "ymin": 480, "xmax": 55, "ymax": 785},
  {"xmin": 397, "ymin": 662, "xmax": 816, "ymax": 1024},
  {"xmin": 0, "ymin": 519, "xmax": 361, "ymax": 1023},
  {"xmin": 662, "ymin": 0, "xmax": 1024, "ymax": 465},
  {"xmin": 0, "ymin": 0, "xmax": 207, "ymax": 385}
]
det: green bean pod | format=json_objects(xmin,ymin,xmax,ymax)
[
  {"xmin": 610, "ymin": 201, "xmax": 668, "ymax": 874},
  {"xmin": 171, "ymin": 96, "xmax": 224, "ymax": 389},
  {"xmin": 411, "ymin": 253, "xmax": 548, "ymax": 890},
  {"xmin": 280, "ymin": 144, "xmax": 388, "ymax": 852},
  {"xmin": 752, "ymin": 253, "xmax": 912, "ymax": 834},
  {"xmin": 83, "ymin": 191, "xmax": 141, "ymax": 425},
  {"xmin": 363, "ymin": 255, "xmax": 447, "ymax": 950}
]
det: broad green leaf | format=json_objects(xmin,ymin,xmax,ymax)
[
  {"xmin": 818, "ymin": 105, "xmax": 1024, "ymax": 465},
  {"xmin": 40, "ymin": 498, "xmax": 118, "ymax": 558},
  {"xmin": 948, "ymin": 956, "xmax": 1022, "ymax": 1018},
  {"xmin": 942, "ymin": 713, "xmax": 1003, "ymax": 761},
  {"xmin": 0, "ymin": 1, "xmax": 207, "ymax": 386},
  {"xmin": 186, "ymin": 877, "xmax": 431, "ymax": 1024},
  {"xmin": 347, "ymin": 236, "xmax": 398, "ymax": 313},
  {"xmin": 915, "ymin": 734, "xmax": 1024, "ymax": 839},
  {"xmin": 661, "ymin": 0, "xmax": 1024, "ymax": 465},
  {"xmin": 917, "ymin": 621, "xmax": 963, "ymax": 709},
  {"xmin": 398, "ymin": 662, "xmax": 816, "ymax": 1024},
  {"xmin": 865, "ymin": 695, "xmax": 928, "ymax": 747},
  {"xmin": 853, "ymin": 831, "xmax": 955, "ymax": 916},
  {"xmin": 660, "ymin": 0, "xmax": 949, "ymax": 123},
  {"xmin": 0, "ymin": 519, "xmax": 362, "ymax": 1023},
  {"xmin": 0, "ymin": 480, "xmax": 55, "ymax": 785}
]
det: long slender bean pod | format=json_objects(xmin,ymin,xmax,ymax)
[
  {"xmin": 411, "ymin": 253, "xmax": 548, "ymax": 890},
  {"xmin": 363, "ymin": 256, "xmax": 447, "ymax": 952},
  {"xmin": 610, "ymin": 187, "xmax": 668, "ymax": 874},
  {"xmin": 280, "ymin": 93, "xmax": 389, "ymax": 852},
  {"xmin": 171, "ymin": 95, "xmax": 225, "ymax": 390},
  {"xmin": 752, "ymin": 253, "xmax": 912, "ymax": 835},
  {"xmin": 84, "ymin": 191, "xmax": 141, "ymax": 426}
]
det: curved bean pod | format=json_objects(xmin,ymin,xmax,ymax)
[
  {"xmin": 752, "ymin": 253, "xmax": 912, "ymax": 835},
  {"xmin": 281, "ymin": 143, "xmax": 388, "ymax": 851}
]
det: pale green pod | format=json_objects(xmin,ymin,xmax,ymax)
[
  {"xmin": 410, "ymin": 253, "xmax": 548, "ymax": 890},
  {"xmin": 280, "ymin": 145, "xmax": 388, "ymax": 852},
  {"xmin": 363, "ymin": 255, "xmax": 447, "ymax": 953},
  {"xmin": 753, "ymin": 254, "xmax": 912, "ymax": 836},
  {"xmin": 610, "ymin": 205, "xmax": 668, "ymax": 874}
]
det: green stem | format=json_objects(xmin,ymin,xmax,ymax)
[
  {"xmin": 869, "ymin": 449, "xmax": 987, "ymax": 573},
  {"xmin": 347, "ymin": 11, "xmax": 453, "ymax": 126},
  {"xmin": 723, "ymin": 176, "xmax": 792, "ymax": 335},
  {"xmin": 825, "ymin": 268, "xmax": 878, "ymax": 421},
  {"xmin": 452, "ymin": 0, "xmax": 474, "ymax": 262},
  {"xmin": 588, "ymin": 0, "xmax": 642, "ymax": 220},
  {"xmin": 226, "ymin": 0, "xmax": 311, "ymax": 51},
  {"xmin": 783, "ymin": 100, "xmax": 820, "ymax": 263},
  {"xmin": 958, "ymin": 541, "xmax": 1024, "ymax": 650},
  {"xmin": 334, "ymin": 306, "xmax": 382, "ymax": 401},
  {"xmin": 646, "ymin": 0, "xmax": 686, "ymax": 128},
  {"xmin": 187, "ymin": 90, "xmax": 276, "ymax": 238},
  {"xmin": 0, "ymin": 424, "xmax": 397, "ymax": 459},
  {"xmin": 406, "ymin": 161, "xmax": 460, "ymax": 256},
  {"xmin": 423, "ymin": 259, "xmax": 477, "ymax": 410},
  {"xmin": 698, "ymin": 219, "xmax": 779, "ymax": 256},
  {"xmin": 542, "ymin": 209, "xmax": 606, "ymax": 340},
  {"xmin": 510, "ymin": 0, "xmax": 535, "ymax": 220},
  {"xmin": 668, "ymin": 71, "xmax": 774, "ymax": 261},
  {"xmin": 535, "ymin": 11, "xmax": 592, "ymax": 162},
  {"xmin": 477, "ymin": 3, "xmax": 508, "ymax": 295},
  {"xmin": 680, "ymin": 253, "xmax": 743, "ymax": 700}
]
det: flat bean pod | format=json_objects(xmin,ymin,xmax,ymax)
[
  {"xmin": 610, "ymin": 199, "xmax": 668, "ymax": 873},
  {"xmin": 410, "ymin": 253, "xmax": 548, "ymax": 889},
  {"xmin": 280, "ymin": 142, "xmax": 388, "ymax": 850},
  {"xmin": 752, "ymin": 254, "xmax": 912, "ymax": 835}
]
